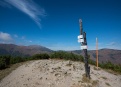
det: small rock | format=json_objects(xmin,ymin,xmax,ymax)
[
  {"xmin": 28, "ymin": 78, "xmax": 30, "ymax": 81},
  {"xmin": 55, "ymin": 73, "xmax": 61, "ymax": 77},
  {"xmin": 69, "ymin": 69, "xmax": 71, "ymax": 71},
  {"xmin": 40, "ymin": 77, "xmax": 42, "ymax": 80},
  {"xmin": 65, "ymin": 71, "xmax": 67, "ymax": 74}
]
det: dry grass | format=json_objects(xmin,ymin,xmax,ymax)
[
  {"xmin": 81, "ymin": 74, "xmax": 99, "ymax": 87},
  {"xmin": 101, "ymin": 76, "xmax": 107, "ymax": 80},
  {"xmin": 93, "ymin": 67, "xmax": 101, "ymax": 71},
  {"xmin": 92, "ymin": 80, "xmax": 99, "ymax": 87},
  {"xmin": 98, "ymin": 67, "xmax": 121, "ymax": 75},
  {"xmin": 106, "ymin": 69, "xmax": 121, "ymax": 75},
  {"xmin": 82, "ymin": 74, "xmax": 91, "ymax": 83}
]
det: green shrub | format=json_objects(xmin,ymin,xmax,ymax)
[
  {"xmin": 32, "ymin": 53, "xmax": 50, "ymax": 60},
  {"xmin": 50, "ymin": 51, "xmax": 83, "ymax": 61},
  {"xmin": 0, "ymin": 58, "xmax": 6, "ymax": 69},
  {"xmin": 0, "ymin": 55, "xmax": 11, "ymax": 69}
]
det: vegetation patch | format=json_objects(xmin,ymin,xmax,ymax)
[
  {"xmin": 93, "ymin": 67, "xmax": 101, "ymax": 70},
  {"xmin": 81, "ymin": 74, "xmax": 99, "ymax": 87},
  {"xmin": 105, "ymin": 82, "xmax": 111, "ymax": 86},
  {"xmin": 82, "ymin": 74, "xmax": 91, "ymax": 83},
  {"xmin": 92, "ymin": 80, "xmax": 99, "ymax": 87},
  {"xmin": 101, "ymin": 76, "xmax": 107, "ymax": 80}
]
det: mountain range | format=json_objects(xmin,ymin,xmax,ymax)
[
  {"xmin": 0, "ymin": 43, "xmax": 121, "ymax": 64},
  {"xmin": 72, "ymin": 49, "xmax": 121, "ymax": 64},
  {"xmin": 0, "ymin": 44, "xmax": 52, "ymax": 57}
]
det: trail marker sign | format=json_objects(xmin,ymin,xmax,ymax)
[{"xmin": 78, "ymin": 19, "xmax": 90, "ymax": 79}]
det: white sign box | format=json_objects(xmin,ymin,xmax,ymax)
[
  {"xmin": 77, "ymin": 35, "xmax": 83, "ymax": 39},
  {"xmin": 80, "ymin": 45, "xmax": 88, "ymax": 49},
  {"xmin": 78, "ymin": 39, "xmax": 84, "ymax": 43}
]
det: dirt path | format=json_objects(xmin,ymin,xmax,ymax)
[{"xmin": 0, "ymin": 59, "xmax": 121, "ymax": 87}]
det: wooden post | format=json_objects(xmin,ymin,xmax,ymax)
[
  {"xmin": 96, "ymin": 37, "xmax": 98, "ymax": 69},
  {"xmin": 83, "ymin": 32, "xmax": 90, "ymax": 78},
  {"xmin": 78, "ymin": 19, "xmax": 90, "ymax": 79}
]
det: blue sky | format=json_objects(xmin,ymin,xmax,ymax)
[{"xmin": 0, "ymin": 0, "xmax": 121, "ymax": 50}]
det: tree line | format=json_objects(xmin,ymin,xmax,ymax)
[
  {"xmin": 0, "ymin": 53, "xmax": 50, "ymax": 70},
  {"xmin": 0, "ymin": 51, "xmax": 121, "ymax": 73}
]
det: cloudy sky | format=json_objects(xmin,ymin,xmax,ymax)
[{"xmin": 0, "ymin": 0, "xmax": 121, "ymax": 50}]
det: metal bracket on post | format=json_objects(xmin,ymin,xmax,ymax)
[{"xmin": 77, "ymin": 19, "xmax": 90, "ymax": 79}]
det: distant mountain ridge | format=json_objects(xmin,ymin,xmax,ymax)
[
  {"xmin": 71, "ymin": 49, "xmax": 121, "ymax": 64},
  {"xmin": 0, "ymin": 44, "xmax": 53, "ymax": 57},
  {"xmin": 0, "ymin": 43, "xmax": 121, "ymax": 64}
]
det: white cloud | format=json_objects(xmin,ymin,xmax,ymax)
[
  {"xmin": 106, "ymin": 42, "xmax": 116, "ymax": 46},
  {"xmin": 1, "ymin": 0, "xmax": 46, "ymax": 28},
  {"xmin": 105, "ymin": 42, "xmax": 121, "ymax": 50},
  {"xmin": 0, "ymin": 32, "xmax": 13, "ymax": 41}
]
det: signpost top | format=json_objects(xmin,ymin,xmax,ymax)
[{"xmin": 79, "ymin": 19, "xmax": 82, "ymax": 23}]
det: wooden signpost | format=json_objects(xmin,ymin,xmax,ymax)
[
  {"xmin": 78, "ymin": 19, "xmax": 90, "ymax": 79},
  {"xmin": 96, "ymin": 37, "xmax": 99, "ymax": 69}
]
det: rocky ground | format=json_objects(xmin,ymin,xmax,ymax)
[{"xmin": 0, "ymin": 59, "xmax": 121, "ymax": 87}]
